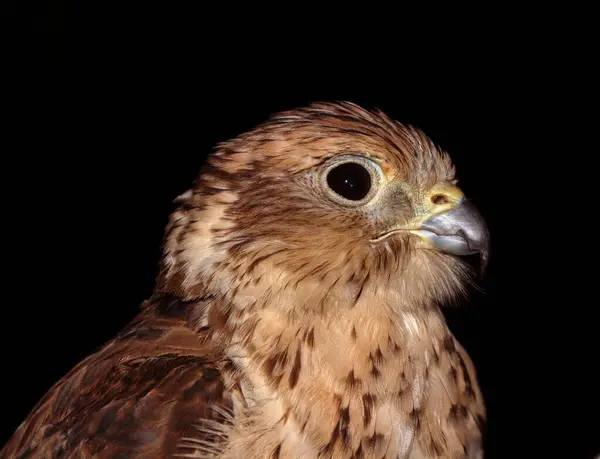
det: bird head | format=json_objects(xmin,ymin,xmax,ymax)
[{"xmin": 156, "ymin": 102, "xmax": 489, "ymax": 315}]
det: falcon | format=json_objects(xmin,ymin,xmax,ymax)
[{"xmin": 2, "ymin": 102, "xmax": 489, "ymax": 458}]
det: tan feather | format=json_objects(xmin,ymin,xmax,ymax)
[{"xmin": 2, "ymin": 102, "xmax": 486, "ymax": 459}]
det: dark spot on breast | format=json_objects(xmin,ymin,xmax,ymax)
[
  {"xmin": 262, "ymin": 349, "xmax": 289, "ymax": 378},
  {"xmin": 448, "ymin": 404, "xmax": 469, "ymax": 421},
  {"xmin": 362, "ymin": 393, "xmax": 376, "ymax": 427},
  {"xmin": 289, "ymin": 347, "xmax": 302, "ymax": 389},
  {"xmin": 373, "ymin": 346, "xmax": 384, "ymax": 364},
  {"xmin": 339, "ymin": 406, "xmax": 351, "ymax": 445},
  {"xmin": 319, "ymin": 400, "xmax": 350, "ymax": 457},
  {"xmin": 351, "ymin": 326, "xmax": 357, "ymax": 340},
  {"xmin": 442, "ymin": 336, "xmax": 456, "ymax": 352},
  {"xmin": 457, "ymin": 354, "xmax": 474, "ymax": 395},
  {"xmin": 300, "ymin": 416, "xmax": 309, "ymax": 434},
  {"xmin": 409, "ymin": 407, "xmax": 422, "ymax": 424},
  {"xmin": 306, "ymin": 328, "xmax": 315, "ymax": 348},
  {"xmin": 370, "ymin": 365, "xmax": 381, "ymax": 379},
  {"xmin": 322, "ymin": 402, "xmax": 353, "ymax": 453},
  {"xmin": 271, "ymin": 443, "xmax": 281, "ymax": 459},
  {"xmin": 344, "ymin": 369, "xmax": 361, "ymax": 390},
  {"xmin": 340, "ymin": 406, "xmax": 350, "ymax": 424},
  {"xmin": 252, "ymin": 274, "xmax": 263, "ymax": 284}
]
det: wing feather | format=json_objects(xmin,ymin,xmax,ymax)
[{"xmin": 1, "ymin": 312, "xmax": 232, "ymax": 458}]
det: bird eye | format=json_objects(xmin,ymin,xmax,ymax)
[
  {"xmin": 326, "ymin": 163, "xmax": 372, "ymax": 201},
  {"xmin": 319, "ymin": 155, "xmax": 383, "ymax": 206}
]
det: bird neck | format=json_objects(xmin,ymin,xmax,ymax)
[{"xmin": 218, "ymin": 287, "xmax": 451, "ymax": 456}]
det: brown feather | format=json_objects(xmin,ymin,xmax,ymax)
[{"xmin": 2, "ymin": 102, "xmax": 485, "ymax": 459}]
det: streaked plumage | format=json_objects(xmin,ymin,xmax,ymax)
[{"xmin": 2, "ymin": 102, "xmax": 488, "ymax": 459}]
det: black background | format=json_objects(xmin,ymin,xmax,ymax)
[{"xmin": 4, "ymin": 3, "xmax": 597, "ymax": 458}]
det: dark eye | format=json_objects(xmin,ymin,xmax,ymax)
[{"xmin": 326, "ymin": 162, "xmax": 372, "ymax": 201}]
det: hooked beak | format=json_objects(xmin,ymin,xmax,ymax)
[
  {"xmin": 373, "ymin": 182, "xmax": 490, "ymax": 275},
  {"xmin": 410, "ymin": 185, "xmax": 490, "ymax": 275},
  {"xmin": 411, "ymin": 197, "xmax": 490, "ymax": 274}
]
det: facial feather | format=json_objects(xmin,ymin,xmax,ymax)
[
  {"xmin": 2, "ymin": 101, "xmax": 487, "ymax": 459},
  {"xmin": 154, "ymin": 101, "xmax": 485, "ymax": 458},
  {"xmin": 158, "ymin": 101, "xmax": 468, "ymax": 308}
]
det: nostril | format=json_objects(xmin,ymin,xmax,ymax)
[{"xmin": 431, "ymin": 194, "xmax": 450, "ymax": 205}]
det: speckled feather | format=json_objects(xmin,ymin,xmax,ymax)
[{"xmin": 2, "ymin": 102, "xmax": 485, "ymax": 459}]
